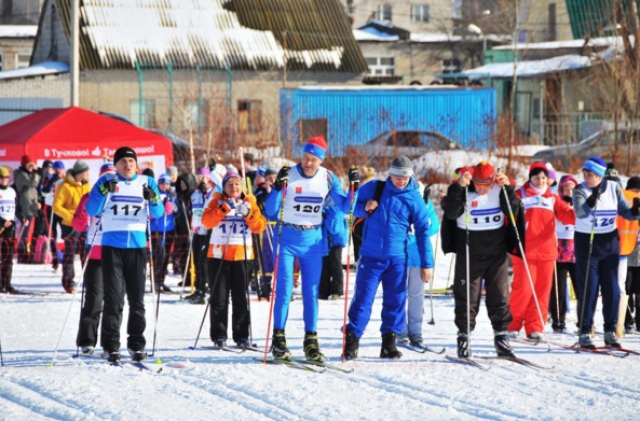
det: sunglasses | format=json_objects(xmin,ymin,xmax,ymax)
[{"xmin": 0, "ymin": 175, "xmax": 9, "ymax": 179}]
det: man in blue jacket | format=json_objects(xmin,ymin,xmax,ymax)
[
  {"xmin": 87, "ymin": 147, "xmax": 164, "ymax": 363},
  {"xmin": 344, "ymin": 156, "xmax": 434, "ymax": 360}
]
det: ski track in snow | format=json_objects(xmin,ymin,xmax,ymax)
[{"xmin": 2, "ymin": 257, "xmax": 640, "ymax": 420}]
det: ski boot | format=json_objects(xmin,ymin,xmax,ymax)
[
  {"xmin": 457, "ymin": 332, "xmax": 470, "ymax": 358},
  {"xmin": 494, "ymin": 332, "xmax": 516, "ymax": 357},
  {"xmin": 128, "ymin": 349, "xmax": 148, "ymax": 362},
  {"xmin": 81, "ymin": 346, "xmax": 95, "ymax": 356},
  {"xmin": 236, "ymin": 338, "xmax": 250, "ymax": 349},
  {"xmin": 271, "ymin": 329, "xmax": 291, "ymax": 360},
  {"xmin": 380, "ymin": 332, "xmax": 402, "ymax": 359},
  {"xmin": 343, "ymin": 331, "xmax": 359, "ymax": 361},
  {"xmin": 604, "ymin": 331, "xmax": 621, "ymax": 349},
  {"xmin": 214, "ymin": 339, "xmax": 227, "ymax": 349},
  {"xmin": 106, "ymin": 350, "xmax": 121, "ymax": 364},
  {"xmin": 579, "ymin": 333, "xmax": 595, "ymax": 349},
  {"xmin": 303, "ymin": 332, "xmax": 325, "ymax": 362},
  {"xmin": 409, "ymin": 335, "xmax": 424, "ymax": 347}
]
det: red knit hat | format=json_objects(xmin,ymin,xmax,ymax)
[
  {"xmin": 472, "ymin": 161, "xmax": 495, "ymax": 185},
  {"xmin": 21, "ymin": 155, "xmax": 34, "ymax": 167},
  {"xmin": 528, "ymin": 161, "xmax": 549, "ymax": 179}
]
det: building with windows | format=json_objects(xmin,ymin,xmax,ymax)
[
  {"xmin": 0, "ymin": 25, "xmax": 37, "ymax": 71},
  {"xmin": 0, "ymin": 0, "xmax": 367, "ymax": 157}
]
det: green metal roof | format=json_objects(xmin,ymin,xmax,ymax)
[{"xmin": 566, "ymin": 0, "xmax": 640, "ymax": 39}]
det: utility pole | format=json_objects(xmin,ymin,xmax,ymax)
[{"xmin": 70, "ymin": 0, "xmax": 80, "ymax": 107}]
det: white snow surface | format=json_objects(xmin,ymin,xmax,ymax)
[
  {"xmin": 1, "ymin": 244, "xmax": 640, "ymax": 420},
  {"xmin": 0, "ymin": 61, "xmax": 69, "ymax": 80}
]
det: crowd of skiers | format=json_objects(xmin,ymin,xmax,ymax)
[{"xmin": 1, "ymin": 137, "xmax": 640, "ymax": 364}]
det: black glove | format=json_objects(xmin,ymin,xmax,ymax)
[
  {"xmin": 98, "ymin": 174, "xmax": 117, "ymax": 196},
  {"xmin": 348, "ymin": 166, "xmax": 360, "ymax": 183},
  {"xmin": 586, "ymin": 187, "xmax": 600, "ymax": 208},
  {"xmin": 632, "ymin": 197, "xmax": 640, "ymax": 216},
  {"xmin": 197, "ymin": 181, "xmax": 207, "ymax": 195},
  {"xmin": 423, "ymin": 183, "xmax": 432, "ymax": 205},
  {"xmin": 273, "ymin": 166, "xmax": 290, "ymax": 191},
  {"xmin": 143, "ymin": 184, "xmax": 158, "ymax": 203}
]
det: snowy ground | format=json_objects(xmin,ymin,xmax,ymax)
[{"xmin": 1, "ymin": 243, "xmax": 640, "ymax": 421}]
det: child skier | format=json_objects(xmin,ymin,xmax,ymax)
[
  {"xmin": 0, "ymin": 167, "xmax": 20, "ymax": 293},
  {"xmin": 150, "ymin": 173, "xmax": 177, "ymax": 292}
]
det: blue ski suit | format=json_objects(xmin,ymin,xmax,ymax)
[
  {"xmin": 347, "ymin": 177, "xmax": 434, "ymax": 338},
  {"xmin": 265, "ymin": 164, "xmax": 350, "ymax": 332}
]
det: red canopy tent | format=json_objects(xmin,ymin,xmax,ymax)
[{"xmin": 0, "ymin": 107, "xmax": 173, "ymax": 177}]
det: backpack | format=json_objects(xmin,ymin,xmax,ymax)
[{"xmin": 352, "ymin": 180, "xmax": 386, "ymax": 238}]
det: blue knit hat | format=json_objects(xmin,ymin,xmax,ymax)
[
  {"xmin": 583, "ymin": 157, "xmax": 606, "ymax": 177},
  {"xmin": 158, "ymin": 173, "xmax": 172, "ymax": 185},
  {"xmin": 53, "ymin": 160, "xmax": 65, "ymax": 170},
  {"xmin": 302, "ymin": 136, "xmax": 328, "ymax": 161}
]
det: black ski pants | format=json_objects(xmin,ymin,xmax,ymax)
[
  {"xmin": 151, "ymin": 230, "xmax": 175, "ymax": 286},
  {"xmin": 61, "ymin": 225, "xmax": 85, "ymax": 289},
  {"xmin": 0, "ymin": 230, "xmax": 15, "ymax": 290},
  {"xmin": 550, "ymin": 262, "xmax": 576, "ymax": 329},
  {"xmin": 453, "ymin": 251, "xmax": 512, "ymax": 333},
  {"xmin": 101, "ymin": 246, "xmax": 147, "ymax": 352},
  {"xmin": 319, "ymin": 246, "xmax": 344, "ymax": 298},
  {"xmin": 76, "ymin": 258, "xmax": 103, "ymax": 347},
  {"xmin": 192, "ymin": 234, "xmax": 209, "ymax": 292},
  {"xmin": 626, "ymin": 266, "xmax": 640, "ymax": 330},
  {"xmin": 208, "ymin": 258, "xmax": 249, "ymax": 343}
]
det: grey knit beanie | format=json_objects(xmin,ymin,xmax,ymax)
[{"xmin": 388, "ymin": 155, "xmax": 413, "ymax": 177}]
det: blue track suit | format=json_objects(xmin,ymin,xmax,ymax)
[
  {"xmin": 347, "ymin": 178, "xmax": 434, "ymax": 338},
  {"xmin": 264, "ymin": 164, "xmax": 349, "ymax": 332},
  {"xmin": 573, "ymin": 180, "xmax": 640, "ymax": 333}
]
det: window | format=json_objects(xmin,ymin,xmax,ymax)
[
  {"xmin": 365, "ymin": 56, "xmax": 395, "ymax": 76},
  {"xmin": 299, "ymin": 119, "xmax": 328, "ymax": 144},
  {"xmin": 377, "ymin": 4, "xmax": 392, "ymax": 21},
  {"xmin": 183, "ymin": 100, "xmax": 209, "ymax": 130},
  {"xmin": 16, "ymin": 53, "xmax": 30, "ymax": 69},
  {"xmin": 130, "ymin": 99, "xmax": 156, "ymax": 128},
  {"xmin": 411, "ymin": 5, "xmax": 429, "ymax": 23},
  {"xmin": 237, "ymin": 99, "xmax": 262, "ymax": 134}
]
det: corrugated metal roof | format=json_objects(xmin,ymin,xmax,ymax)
[{"xmin": 54, "ymin": 0, "xmax": 366, "ymax": 72}]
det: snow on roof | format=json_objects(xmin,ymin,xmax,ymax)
[
  {"xmin": 353, "ymin": 29, "xmax": 398, "ymax": 42},
  {"xmin": 76, "ymin": 0, "xmax": 358, "ymax": 71},
  {"xmin": 493, "ymin": 35, "xmax": 634, "ymax": 51},
  {"xmin": 464, "ymin": 54, "xmax": 595, "ymax": 79},
  {"xmin": 410, "ymin": 33, "xmax": 510, "ymax": 43},
  {"xmin": 0, "ymin": 25, "xmax": 38, "ymax": 38},
  {"xmin": 0, "ymin": 61, "xmax": 69, "ymax": 81}
]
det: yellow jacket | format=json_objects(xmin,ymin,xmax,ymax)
[
  {"xmin": 617, "ymin": 189, "xmax": 640, "ymax": 256},
  {"xmin": 53, "ymin": 172, "xmax": 91, "ymax": 227},
  {"xmin": 202, "ymin": 192, "xmax": 266, "ymax": 261}
]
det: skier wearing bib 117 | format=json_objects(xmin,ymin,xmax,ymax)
[
  {"xmin": 86, "ymin": 147, "xmax": 164, "ymax": 364},
  {"xmin": 573, "ymin": 157, "xmax": 640, "ymax": 349},
  {"xmin": 264, "ymin": 136, "xmax": 358, "ymax": 361}
]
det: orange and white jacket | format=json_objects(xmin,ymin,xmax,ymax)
[
  {"xmin": 617, "ymin": 189, "xmax": 640, "ymax": 256},
  {"xmin": 202, "ymin": 192, "xmax": 266, "ymax": 261}
]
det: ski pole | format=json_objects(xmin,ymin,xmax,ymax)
[
  {"xmin": 179, "ymin": 200, "xmax": 195, "ymax": 298},
  {"xmin": 151, "ymin": 199, "xmax": 168, "ymax": 354},
  {"xmin": 553, "ymin": 265, "xmax": 560, "ymax": 330},
  {"xmin": 578, "ymin": 192, "xmax": 599, "ymax": 341},
  {"xmin": 240, "ymin": 149, "xmax": 255, "ymax": 346},
  {"xmin": 498, "ymin": 172, "xmax": 552, "ymax": 351},
  {"xmin": 428, "ymin": 214, "xmax": 442, "ymax": 326},
  {"xmin": 49, "ymin": 194, "xmax": 110, "ymax": 368},
  {"xmin": 263, "ymin": 179, "xmax": 287, "ymax": 364},
  {"xmin": 341, "ymin": 171, "xmax": 357, "ymax": 363},
  {"xmin": 190, "ymin": 218, "xmax": 237, "ymax": 350},
  {"xmin": 445, "ymin": 253, "xmax": 454, "ymax": 292},
  {"xmin": 0, "ymin": 335, "xmax": 3, "ymax": 367},
  {"xmin": 464, "ymin": 186, "xmax": 472, "ymax": 356},
  {"xmin": 147, "ymin": 199, "xmax": 161, "ymax": 362}
]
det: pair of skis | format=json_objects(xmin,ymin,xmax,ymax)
[
  {"xmin": 445, "ymin": 355, "xmax": 551, "ymax": 371},
  {"xmin": 256, "ymin": 357, "xmax": 354, "ymax": 374}
]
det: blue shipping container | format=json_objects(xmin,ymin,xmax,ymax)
[{"xmin": 281, "ymin": 86, "xmax": 496, "ymax": 157}]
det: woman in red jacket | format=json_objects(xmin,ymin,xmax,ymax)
[{"xmin": 508, "ymin": 162, "xmax": 575, "ymax": 339}]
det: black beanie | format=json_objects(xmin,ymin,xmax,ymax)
[
  {"xmin": 113, "ymin": 146, "xmax": 137, "ymax": 165},
  {"xmin": 627, "ymin": 176, "xmax": 640, "ymax": 190}
]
